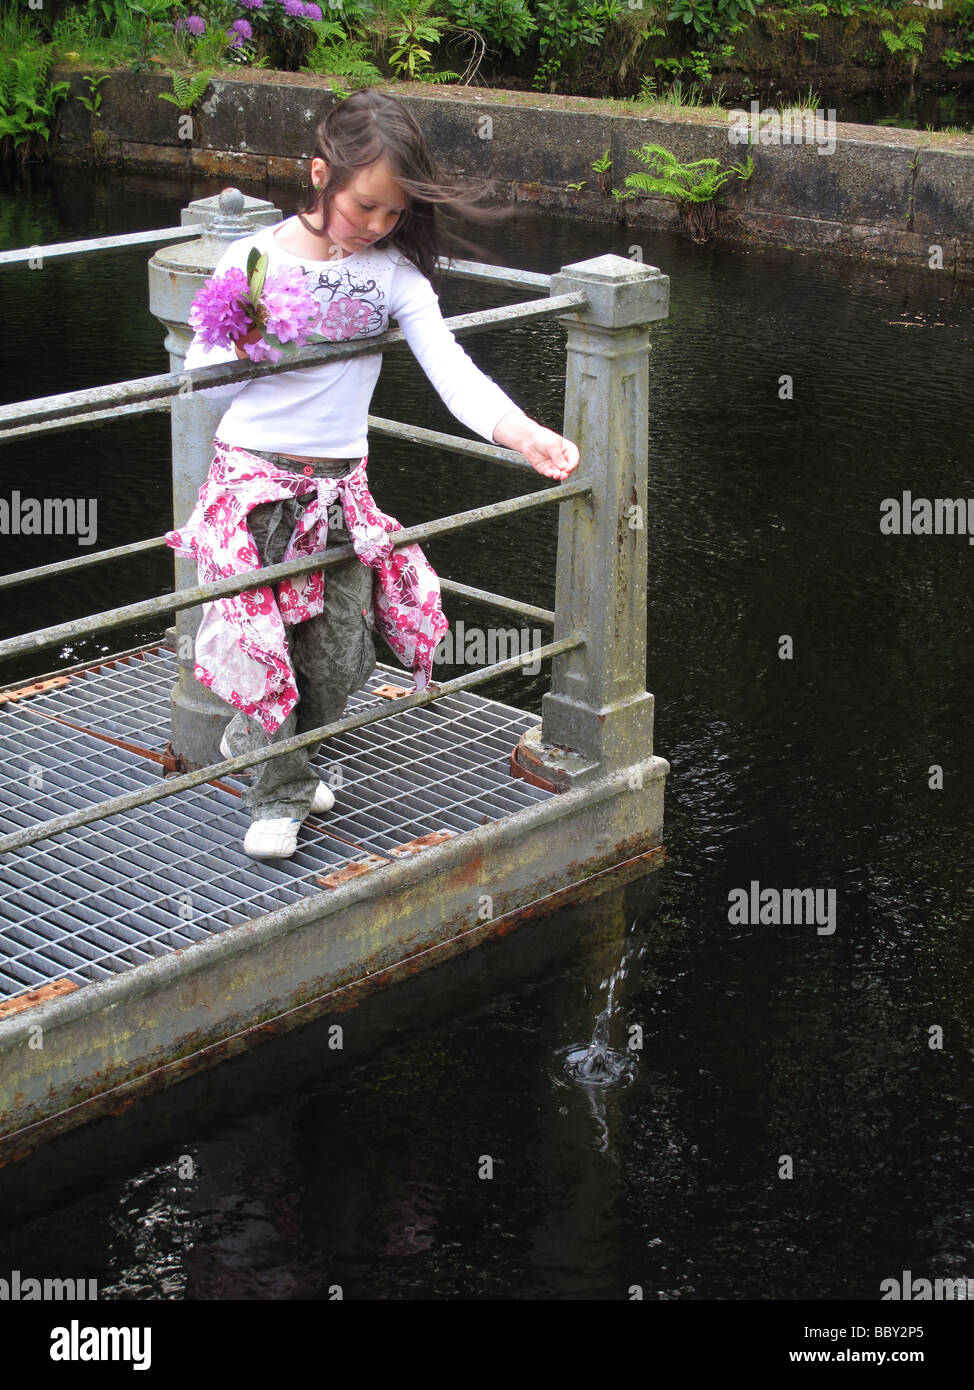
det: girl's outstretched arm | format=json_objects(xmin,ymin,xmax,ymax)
[
  {"xmin": 493, "ymin": 409, "xmax": 580, "ymax": 481},
  {"xmin": 390, "ymin": 261, "xmax": 579, "ymax": 480}
]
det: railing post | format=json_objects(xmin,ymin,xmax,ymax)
[
  {"xmin": 527, "ymin": 254, "xmax": 669, "ymax": 787},
  {"xmin": 148, "ymin": 188, "xmax": 282, "ymax": 768}
]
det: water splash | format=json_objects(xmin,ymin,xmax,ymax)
[{"xmin": 560, "ymin": 938, "xmax": 638, "ymax": 1090}]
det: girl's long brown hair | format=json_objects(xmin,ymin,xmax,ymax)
[{"xmin": 298, "ymin": 89, "xmax": 523, "ymax": 290}]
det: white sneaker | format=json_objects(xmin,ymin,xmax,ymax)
[
  {"xmin": 221, "ymin": 728, "xmax": 334, "ymax": 817},
  {"xmin": 243, "ymin": 817, "xmax": 301, "ymax": 859},
  {"xmin": 309, "ymin": 781, "xmax": 335, "ymax": 814}
]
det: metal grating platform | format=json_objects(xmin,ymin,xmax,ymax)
[{"xmin": 0, "ymin": 644, "xmax": 554, "ymax": 1001}]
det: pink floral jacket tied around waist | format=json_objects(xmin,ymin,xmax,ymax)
[{"xmin": 164, "ymin": 440, "xmax": 449, "ymax": 737}]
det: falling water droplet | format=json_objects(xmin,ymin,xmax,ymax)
[{"xmin": 559, "ymin": 952, "xmax": 637, "ymax": 1089}]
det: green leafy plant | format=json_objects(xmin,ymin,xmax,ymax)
[
  {"xmin": 158, "ymin": 69, "xmax": 213, "ymax": 109},
  {"xmin": 49, "ymin": 2, "xmax": 137, "ymax": 68},
  {"xmin": 613, "ymin": 140, "xmax": 752, "ymax": 242},
  {"xmin": 0, "ymin": 45, "xmax": 70, "ymax": 165},
  {"xmin": 76, "ymin": 73, "xmax": 110, "ymax": 116},
  {"xmin": 592, "ymin": 147, "xmax": 612, "ymax": 192},
  {"xmin": 386, "ymin": 0, "xmax": 458, "ymax": 81},
  {"xmin": 532, "ymin": 55, "xmax": 562, "ymax": 90},
  {"xmin": 187, "ymin": 25, "xmax": 236, "ymax": 72},
  {"xmin": 534, "ymin": 0, "xmax": 617, "ymax": 62},
  {"xmin": 940, "ymin": 11, "xmax": 974, "ymax": 70},
  {"xmin": 731, "ymin": 150, "xmax": 753, "ymax": 181},
  {"xmin": 128, "ymin": 0, "xmax": 176, "ymax": 70},
  {"xmin": 880, "ymin": 18, "xmax": 925, "ymax": 57},
  {"xmin": 440, "ymin": 0, "xmax": 537, "ymax": 58},
  {"xmin": 566, "ymin": 179, "xmax": 587, "ymax": 190},
  {"xmin": 666, "ymin": 0, "xmax": 762, "ymax": 46},
  {"xmin": 301, "ymin": 18, "xmax": 383, "ymax": 83}
]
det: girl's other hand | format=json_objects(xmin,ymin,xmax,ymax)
[
  {"xmin": 519, "ymin": 423, "xmax": 580, "ymax": 481},
  {"xmin": 492, "ymin": 410, "xmax": 580, "ymax": 481}
]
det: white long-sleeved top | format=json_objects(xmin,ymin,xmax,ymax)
[{"xmin": 182, "ymin": 217, "xmax": 523, "ymax": 457}]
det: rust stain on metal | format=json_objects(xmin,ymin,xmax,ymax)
[
  {"xmin": 0, "ymin": 676, "xmax": 71, "ymax": 705},
  {"xmin": 9, "ymin": 703, "xmax": 247, "ymax": 794},
  {"xmin": 508, "ymin": 744, "xmax": 559, "ymax": 792},
  {"xmin": 372, "ymin": 683, "xmax": 412, "ymax": 700},
  {"xmin": 160, "ymin": 738, "xmax": 240, "ymax": 794},
  {"xmin": 316, "ymin": 854, "xmax": 387, "ymax": 889},
  {"xmin": 0, "ymin": 978, "xmax": 79, "ymax": 1020},
  {"xmin": 161, "ymin": 739, "xmax": 193, "ymax": 775},
  {"xmin": 454, "ymin": 844, "xmax": 485, "ymax": 890},
  {"xmin": 390, "ymin": 830, "xmax": 456, "ymax": 856}
]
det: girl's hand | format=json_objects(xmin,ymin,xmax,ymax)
[{"xmin": 493, "ymin": 411, "xmax": 580, "ymax": 480}]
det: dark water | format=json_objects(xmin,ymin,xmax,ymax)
[
  {"xmin": 832, "ymin": 84, "xmax": 974, "ymax": 131},
  {"xmin": 764, "ymin": 83, "xmax": 974, "ymax": 132},
  {"xmin": 0, "ymin": 166, "xmax": 972, "ymax": 1305}
]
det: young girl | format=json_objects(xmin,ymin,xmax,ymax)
[{"xmin": 166, "ymin": 89, "xmax": 579, "ymax": 861}]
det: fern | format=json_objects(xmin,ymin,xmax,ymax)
[
  {"xmin": 881, "ymin": 20, "xmax": 926, "ymax": 55},
  {"xmin": 305, "ymin": 18, "xmax": 348, "ymax": 47},
  {"xmin": 620, "ymin": 144, "xmax": 733, "ymax": 205},
  {"xmin": 0, "ymin": 47, "xmax": 69, "ymax": 154},
  {"xmin": 2, "ymin": 47, "xmax": 52, "ymax": 116},
  {"xmin": 302, "ymin": 37, "xmax": 383, "ymax": 81},
  {"xmin": 158, "ymin": 71, "xmax": 213, "ymax": 110},
  {"xmin": 302, "ymin": 20, "xmax": 382, "ymax": 81}
]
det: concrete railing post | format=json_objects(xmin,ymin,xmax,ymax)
[
  {"xmin": 525, "ymin": 254, "xmax": 669, "ymax": 787},
  {"xmin": 148, "ymin": 187, "xmax": 282, "ymax": 769}
]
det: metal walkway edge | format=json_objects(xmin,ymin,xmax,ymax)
[{"xmin": 0, "ymin": 641, "xmax": 554, "ymax": 1004}]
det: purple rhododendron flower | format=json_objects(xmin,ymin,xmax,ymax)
[
  {"xmin": 227, "ymin": 30, "xmax": 244, "ymax": 47},
  {"xmin": 185, "ymin": 14, "xmax": 206, "ymax": 36},
  {"xmin": 303, "ymin": 2, "xmax": 323, "ymax": 17},
  {"xmin": 230, "ymin": 17, "xmax": 253, "ymax": 36},
  {"xmin": 188, "ymin": 268, "xmax": 252, "ymax": 347},
  {"xmin": 281, "ymin": 0, "xmax": 305, "ymax": 16},
  {"xmin": 238, "ymin": 0, "xmax": 262, "ymax": 7},
  {"xmin": 191, "ymin": 263, "xmax": 320, "ymax": 364},
  {"xmin": 258, "ymin": 265, "xmax": 322, "ymax": 344},
  {"xmin": 243, "ymin": 338, "xmax": 283, "ymax": 364}
]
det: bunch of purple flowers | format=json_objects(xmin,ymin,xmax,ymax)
[
  {"xmin": 176, "ymin": 2, "xmax": 324, "ymax": 54},
  {"xmin": 188, "ymin": 251, "xmax": 323, "ymax": 365}
]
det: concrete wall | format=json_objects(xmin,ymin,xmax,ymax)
[{"xmin": 52, "ymin": 70, "xmax": 974, "ymax": 276}]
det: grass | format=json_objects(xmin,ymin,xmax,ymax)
[{"xmin": 778, "ymin": 84, "xmax": 823, "ymax": 114}]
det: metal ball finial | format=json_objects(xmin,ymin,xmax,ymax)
[{"xmin": 219, "ymin": 187, "xmax": 245, "ymax": 216}]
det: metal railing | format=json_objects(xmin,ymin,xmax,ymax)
[
  {"xmin": 0, "ymin": 220, "xmax": 591, "ymax": 855},
  {"xmin": 0, "ymin": 194, "xmax": 664, "ymax": 850}
]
